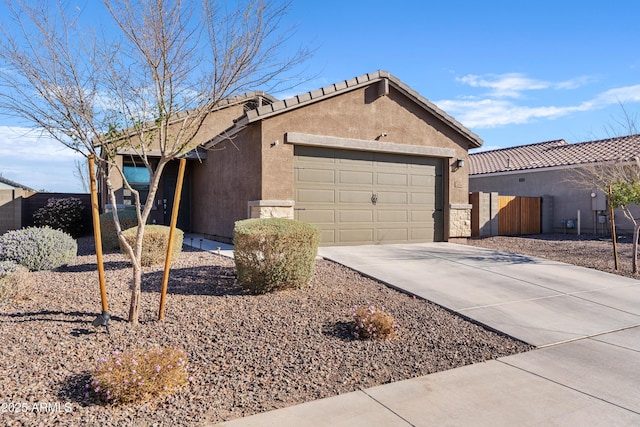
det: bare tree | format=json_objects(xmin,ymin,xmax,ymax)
[
  {"xmin": 0, "ymin": 0, "xmax": 309, "ymax": 324},
  {"xmin": 571, "ymin": 104, "xmax": 640, "ymax": 273},
  {"xmin": 73, "ymin": 159, "xmax": 89, "ymax": 193}
]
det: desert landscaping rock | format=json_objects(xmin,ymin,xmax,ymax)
[{"xmin": 0, "ymin": 237, "xmax": 532, "ymax": 426}]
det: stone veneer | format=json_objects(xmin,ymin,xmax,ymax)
[
  {"xmin": 449, "ymin": 203, "xmax": 472, "ymax": 238},
  {"xmin": 248, "ymin": 200, "xmax": 295, "ymax": 219}
]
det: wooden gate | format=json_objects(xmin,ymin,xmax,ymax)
[{"xmin": 498, "ymin": 196, "xmax": 541, "ymax": 235}]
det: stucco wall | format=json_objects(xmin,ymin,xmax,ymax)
[
  {"xmin": 470, "ymin": 167, "xmax": 631, "ymax": 234},
  {"xmin": 191, "ymin": 124, "xmax": 263, "ymax": 241}
]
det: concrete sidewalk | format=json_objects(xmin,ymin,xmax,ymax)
[{"xmin": 197, "ymin": 240, "xmax": 640, "ymax": 426}]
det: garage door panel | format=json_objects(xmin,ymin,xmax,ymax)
[
  {"xmin": 320, "ymin": 229, "xmax": 336, "ymax": 244},
  {"xmin": 339, "ymin": 190, "xmax": 372, "ymax": 204},
  {"xmin": 411, "ymin": 228, "xmax": 432, "ymax": 240},
  {"xmin": 376, "ymin": 228, "xmax": 409, "ymax": 242},
  {"xmin": 411, "ymin": 174, "xmax": 435, "ymax": 186},
  {"xmin": 340, "ymin": 228, "xmax": 374, "ymax": 243},
  {"xmin": 377, "ymin": 210, "xmax": 408, "ymax": 222},
  {"xmin": 339, "ymin": 170, "xmax": 374, "ymax": 185},
  {"xmin": 411, "ymin": 210, "xmax": 433, "ymax": 221},
  {"xmin": 340, "ymin": 210, "xmax": 374, "ymax": 223},
  {"xmin": 411, "ymin": 192, "xmax": 435, "ymax": 205},
  {"xmin": 377, "ymin": 172, "xmax": 408, "ymax": 186},
  {"xmin": 297, "ymin": 209, "xmax": 335, "ymax": 224},
  {"xmin": 378, "ymin": 191, "xmax": 408, "ymax": 204},
  {"xmin": 297, "ymin": 168, "xmax": 335, "ymax": 184},
  {"xmin": 297, "ymin": 189, "xmax": 335, "ymax": 203}
]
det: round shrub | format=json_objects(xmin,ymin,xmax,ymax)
[
  {"xmin": 99, "ymin": 210, "xmax": 140, "ymax": 251},
  {"xmin": 0, "ymin": 226, "xmax": 77, "ymax": 271},
  {"xmin": 0, "ymin": 260, "xmax": 30, "ymax": 303},
  {"xmin": 120, "ymin": 225, "xmax": 183, "ymax": 267},
  {"xmin": 88, "ymin": 347, "xmax": 190, "ymax": 405},
  {"xmin": 351, "ymin": 305, "xmax": 399, "ymax": 340},
  {"xmin": 233, "ymin": 218, "xmax": 320, "ymax": 294},
  {"xmin": 33, "ymin": 197, "xmax": 86, "ymax": 238}
]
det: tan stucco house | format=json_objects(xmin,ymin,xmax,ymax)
[
  {"xmin": 0, "ymin": 177, "xmax": 36, "ymax": 234},
  {"xmin": 104, "ymin": 70, "xmax": 483, "ymax": 245},
  {"xmin": 469, "ymin": 134, "xmax": 640, "ymax": 235}
]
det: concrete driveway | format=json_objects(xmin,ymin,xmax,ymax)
[
  {"xmin": 211, "ymin": 241, "xmax": 640, "ymax": 426},
  {"xmin": 319, "ymin": 242, "xmax": 640, "ymax": 347}
]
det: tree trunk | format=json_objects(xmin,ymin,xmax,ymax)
[
  {"xmin": 128, "ymin": 263, "xmax": 143, "ymax": 324},
  {"xmin": 634, "ymin": 224, "xmax": 640, "ymax": 274}
]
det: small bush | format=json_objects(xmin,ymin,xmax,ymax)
[
  {"xmin": 351, "ymin": 305, "xmax": 399, "ymax": 340},
  {"xmin": 233, "ymin": 218, "xmax": 320, "ymax": 294},
  {"xmin": 120, "ymin": 225, "xmax": 183, "ymax": 267},
  {"xmin": 33, "ymin": 197, "xmax": 86, "ymax": 238},
  {"xmin": 0, "ymin": 227, "xmax": 77, "ymax": 271},
  {"xmin": 0, "ymin": 260, "xmax": 30, "ymax": 303},
  {"xmin": 99, "ymin": 210, "xmax": 139, "ymax": 251},
  {"xmin": 87, "ymin": 347, "xmax": 191, "ymax": 405}
]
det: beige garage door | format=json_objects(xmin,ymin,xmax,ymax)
[{"xmin": 294, "ymin": 146, "xmax": 444, "ymax": 245}]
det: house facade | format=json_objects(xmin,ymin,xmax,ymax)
[
  {"xmin": 104, "ymin": 71, "xmax": 483, "ymax": 245},
  {"xmin": 469, "ymin": 135, "xmax": 640, "ymax": 235},
  {"xmin": 0, "ymin": 177, "xmax": 36, "ymax": 234}
]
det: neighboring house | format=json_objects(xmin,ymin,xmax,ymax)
[
  {"xmin": 0, "ymin": 176, "xmax": 36, "ymax": 234},
  {"xmin": 0, "ymin": 176, "xmax": 35, "ymax": 191},
  {"xmin": 104, "ymin": 70, "xmax": 483, "ymax": 245},
  {"xmin": 469, "ymin": 135, "xmax": 640, "ymax": 234}
]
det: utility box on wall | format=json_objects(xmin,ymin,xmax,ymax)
[{"xmin": 591, "ymin": 189, "xmax": 607, "ymax": 211}]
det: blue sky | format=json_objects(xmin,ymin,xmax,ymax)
[{"xmin": 1, "ymin": 0, "xmax": 640, "ymax": 192}]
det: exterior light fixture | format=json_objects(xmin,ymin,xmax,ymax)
[{"xmin": 456, "ymin": 158, "xmax": 465, "ymax": 168}]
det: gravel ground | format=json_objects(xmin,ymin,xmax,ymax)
[
  {"xmin": 0, "ymin": 238, "xmax": 531, "ymax": 426},
  {"xmin": 464, "ymin": 233, "xmax": 637, "ymax": 279}
]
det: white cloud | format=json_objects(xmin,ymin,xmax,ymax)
[
  {"xmin": 0, "ymin": 126, "xmax": 85, "ymax": 192},
  {"xmin": 437, "ymin": 74, "xmax": 640, "ymax": 129},
  {"xmin": 456, "ymin": 73, "xmax": 593, "ymax": 99},
  {"xmin": 457, "ymin": 73, "xmax": 549, "ymax": 98}
]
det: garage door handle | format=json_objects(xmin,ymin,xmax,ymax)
[{"xmin": 371, "ymin": 193, "xmax": 378, "ymax": 205}]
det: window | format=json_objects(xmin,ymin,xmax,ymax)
[
  {"xmin": 123, "ymin": 164, "xmax": 150, "ymax": 205},
  {"xmin": 123, "ymin": 165, "xmax": 150, "ymax": 188}
]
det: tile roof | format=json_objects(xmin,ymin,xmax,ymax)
[
  {"xmin": 205, "ymin": 70, "xmax": 483, "ymax": 149},
  {"xmin": 470, "ymin": 134, "xmax": 640, "ymax": 175},
  {"xmin": 0, "ymin": 175, "xmax": 35, "ymax": 191}
]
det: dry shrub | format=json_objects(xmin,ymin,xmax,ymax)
[
  {"xmin": 233, "ymin": 218, "xmax": 320, "ymax": 294},
  {"xmin": 99, "ymin": 210, "xmax": 139, "ymax": 251},
  {"xmin": 351, "ymin": 305, "xmax": 399, "ymax": 340},
  {"xmin": 120, "ymin": 225, "xmax": 183, "ymax": 266},
  {"xmin": 88, "ymin": 347, "xmax": 190, "ymax": 405},
  {"xmin": 0, "ymin": 261, "xmax": 30, "ymax": 303}
]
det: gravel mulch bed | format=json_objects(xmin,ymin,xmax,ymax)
[
  {"xmin": 0, "ymin": 237, "xmax": 531, "ymax": 426},
  {"xmin": 463, "ymin": 233, "xmax": 637, "ymax": 279}
]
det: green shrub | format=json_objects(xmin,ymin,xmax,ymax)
[
  {"xmin": 0, "ymin": 226, "xmax": 77, "ymax": 271},
  {"xmin": 351, "ymin": 305, "xmax": 399, "ymax": 340},
  {"xmin": 87, "ymin": 347, "xmax": 191, "ymax": 405},
  {"xmin": 120, "ymin": 225, "xmax": 183, "ymax": 267},
  {"xmin": 233, "ymin": 218, "xmax": 320, "ymax": 294},
  {"xmin": 33, "ymin": 197, "xmax": 86, "ymax": 238},
  {"xmin": 0, "ymin": 260, "xmax": 30, "ymax": 303},
  {"xmin": 99, "ymin": 210, "xmax": 139, "ymax": 251}
]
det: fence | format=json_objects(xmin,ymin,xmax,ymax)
[
  {"xmin": 470, "ymin": 192, "xmax": 543, "ymax": 237},
  {"xmin": 498, "ymin": 196, "xmax": 541, "ymax": 235},
  {"xmin": 0, "ymin": 191, "xmax": 92, "ymax": 235}
]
